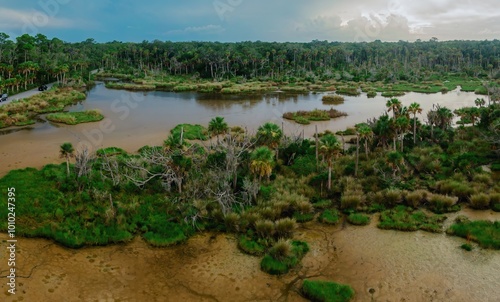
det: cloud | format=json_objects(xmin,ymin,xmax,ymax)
[
  {"xmin": 166, "ymin": 25, "xmax": 226, "ymax": 36},
  {"xmin": 0, "ymin": 8, "xmax": 75, "ymax": 30}
]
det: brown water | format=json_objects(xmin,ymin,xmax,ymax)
[
  {"xmin": 1, "ymin": 209, "xmax": 499, "ymax": 302},
  {"xmin": 0, "ymin": 84, "xmax": 478, "ymax": 176}
]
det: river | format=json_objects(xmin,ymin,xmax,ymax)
[
  {"xmin": 1, "ymin": 209, "xmax": 498, "ymax": 301},
  {"xmin": 0, "ymin": 83, "xmax": 480, "ymax": 176}
]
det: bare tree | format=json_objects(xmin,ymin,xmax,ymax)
[
  {"xmin": 75, "ymin": 146, "xmax": 95, "ymax": 178},
  {"xmin": 124, "ymin": 147, "xmax": 192, "ymax": 193},
  {"xmin": 99, "ymin": 153, "xmax": 123, "ymax": 186}
]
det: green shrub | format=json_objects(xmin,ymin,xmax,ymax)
[
  {"xmin": 224, "ymin": 212, "xmax": 240, "ymax": 232},
  {"xmin": 340, "ymin": 193, "xmax": 363, "ymax": 210},
  {"xmin": 384, "ymin": 189, "xmax": 404, "ymax": 207},
  {"xmin": 322, "ymin": 95, "xmax": 345, "ymax": 104},
  {"xmin": 269, "ymin": 239, "xmax": 293, "ymax": 260},
  {"xmin": 318, "ymin": 209, "xmax": 341, "ymax": 225},
  {"xmin": 405, "ymin": 190, "xmax": 429, "ymax": 208},
  {"xmin": 470, "ymin": 193, "xmax": 491, "ymax": 210},
  {"xmin": 255, "ymin": 219, "xmax": 275, "ymax": 238},
  {"xmin": 347, "ymin": 213, "xmax": 370, "ymax": 226},
  {"xmin": 274, "ymin": 218, "xmax": 297, "ymax": 239},
  {"xmin": 447, "ymin": 219, "xmax": 500, "ymax": 249},
  {"xmin": 293, "ymin": 212, "xmax": 315, "ymax": 223},
  {"xmin": 260, "ymin": 240, "xmax": 309, "ymax": 275},
  {"xmin": 170, "ymin": 124, "xmax": 208, "ymax": 140},
  {"xmin": 312, "ymin": 199, "xmax": 333, "ymax": 209},
  {"xmin": 238, "ymin": 236, "xmax": 266, "ymax": 256},
  {"xmin": 378, "ymin": 206, "xmax": 446, "ymax": 233},
  {"xmin": 427, "ymin": 193, "xmax": 459, "ymax": 213},
  {"xmin": 461, "ymin": 243, "xmax": 473, "ymax": 251},
  {"xmin": 302, "ymin": 279, "xmax": 355, "ymax": 302}
]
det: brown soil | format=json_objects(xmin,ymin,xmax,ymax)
[{"xmin": 1, "ymin": 209, "xmax": 499, "ymax": 302}]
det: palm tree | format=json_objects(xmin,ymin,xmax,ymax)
[
  {"xmin": 373, "ymin": 114, "xmax": 392, "ymax": 150},
  {"xmin": 357, "ymin": 124, "xmax": 373, "ymax": 157},
  {"xmin": 257, "ymin": 122, "xmax": 283, "ymax": 159},
  {"xmin": 319, "ymin": 134, "xmax": 342, "ymax": 190},
  {"xmin": 475, "ymin": 98, "xmax": 486, "ymax": 108},
  {"xmin": 250, "ymin": 146, "xmax": 275, "ymax": 182},
  {"xmin": 436, "ymin": 105, "xmax": 454, "ymax": 130},
  {"xmin": 208, "ymin": 116, "xmax": 228, "ymax": 143},
  {"xmin": 59, "ymin": 142, "xmax": 75, "ymax": 177},
  {"xmin": 386, "ymin": 98, "xmax": 402, "ymax": 119},
  {"xmin": 407, "ymin": 102, "xmax": 422, "ymax": 144},
  {"xmin": 395, "ymin": 116, "xmax": 410, "ymax": 152}
]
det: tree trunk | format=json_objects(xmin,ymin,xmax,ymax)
[
  {"xmin": 327, "ymin": 164, "xmax": 332, "ymax": 191},
  {"xmin": 413, "ymin": 115, "xmax": 417, "ymax": 144},
  {"xmin": 315, "ymin": 125, "xmax": 319, "ymax": 169},
  {"xmin": 66, "ymin": 157, "xmax": 70, "ymax": 177},
  {"xmin": 355, "ymin": 135, "xmax": 359, "ymax": 177}
]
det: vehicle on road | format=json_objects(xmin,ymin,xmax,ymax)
[
  {"xmin": 38, "ymin": 84, "xmax": 48, "ymax": 91},
  {"xmin": 0, "ymin": 93, "xmax": 8, "ymax": 102}
]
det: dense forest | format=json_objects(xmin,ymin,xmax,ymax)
[
  {"xmin": 1, "ymin": 33, "xmax": 500, "ymax": 91},
  {"xmin": 1, "ymin": 32, "xmax": 500, "ymax": 300}
]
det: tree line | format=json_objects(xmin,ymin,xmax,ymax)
[{"xmin": 1, "ymin": 33, "xmax": 500, "ymax": 93}]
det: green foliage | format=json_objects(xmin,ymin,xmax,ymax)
[
  {"xmin": 260, "ymin": 240, "xmax": 309, "ymax": 275},
  {"xmin": 461, "ymin": 243, "xmax": 473, "ymax": 251},
  {"xmin": 347, "ymin": 213, "xmax": 371, "ymax": 226},
  {"xmin": 312, "ymin": 199, "xmax": 333, "ymax": 209},
  {"xmin": 318, "ymin": 209, "xmax": 341, "ymax": 225},
  {"xmin": 322, "ymin": 94, "xmax": 345, "ymax": 104},
  {"xmin": 378, "ymin": 206, "xmax": 446, "ymax": 233},
  {"xmin": 238, "ymin": 235, "xmax": 266, "ymax": 256},
  {"xmin": 447, "ymin": 218, "xmax": 500, "ymax": 249},
  {"xmin": 170, "ymin": 124, "xmax": 208, "ymax": 140},
  {"xmin": 283, "ymin": 109, "xmax": 347, "ymax": 124},
  {"xmin": 302, "ymin": 279, "xmax": 355, "ymax": 302},
  {"xmin": 470, "ymin": 193, "xmax": 491, "ymax": 210},
  {"xmin": 427, "ymin": 193, "xmax": 459, "ymax": 214},
  {"xmin": 47, "ymin": 110, "xmax": 104, "ymax": 125}
]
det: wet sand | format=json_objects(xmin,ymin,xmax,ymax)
[{"xmin": 1, "ymin": 209, "xmax": 499, "ymax": 302}]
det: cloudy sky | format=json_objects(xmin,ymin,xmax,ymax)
[{"xmin": 1, "ymin": 0, "xmax": 499, "ymax": 42}]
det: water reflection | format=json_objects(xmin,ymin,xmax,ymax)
[{"xmin": 0, "ymin": 84, "xmax": 483, "ymax": 175}]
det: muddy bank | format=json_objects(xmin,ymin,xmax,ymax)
[{"xmin": 1, "ymin": 209, "xmax": 499, "ymax": 302}]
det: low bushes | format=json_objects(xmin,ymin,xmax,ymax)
[
  {"xmin": 322, "ymin": 95, "xmax": 345, "ymax": 104},
  {"xmin": 170, "ymin": 124, "xmax": 209, "ymax": 140},
  {"xmin": 283, "ymin": 109, "xmax": 347, "ymax": 124},
  {"xmin": 347, "ymin": 213, "xmax": 370, "ymax": 226},
  {"xmin": 318, "ymin": 209, "xmax": 341, "ymax": 225},
  {"xmin": 378, "ymin": 206, "xmax": 446, "ymax": 233},
  {"xmin": 302, "ymin": 279, "xmax": 355, "ymax": 302},
  {"xmin": 238, "ymin": 235, "xmax": 266, "ymax": 256},
  {"xmin": 46, "ymin": 110, "xmax": 104, "ymax": 125},
  {"xmin": 260, "ymin": 240, "xmax": 309, "ymax": 275},
  {"xmin": 447, "ymin": 217, "xmax": 500, "ymax": 249}
]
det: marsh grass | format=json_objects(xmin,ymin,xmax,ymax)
[
  {"xmin": 302, "ymin": 279, "xmax": 355, "ymax": 302},
  {"xmin": 322, "ymin": 95, "xmax": 345, "ymax": 105},
  {"xmin": 170, "ymin": 124, "xmax": 209, "ymax": 140},
  {"xmin": 378, "ymin": 206, "xmax": 446, "ymax": 233},
  {"xmin": 318, "ymin": 209, "xmax": 341, "ymax": 225},
  {"xmin": 283, "ymin": 109, "xmax": 347, "ymax": 124},
  {"xmin": 106, "ymin": 82, "xmax": 156, "ymax": 90},
  {"xmin": 447, "ymin": 217, "xmax": 500, "ymax": 249},
  {"xmin": 260, "ymin": 240, "xmax": 309, "ymax": 275},
  {"xmin": 347, "ymin": 213, "xmax": 370, "ymax": 226},
  {"xmin": 238, "ymin": 235, "xmax": 266, "ymax": 256},
  {"xmin": 0, "ymin": 88, "xmax": 86, "ymax": 128},
  {"xmin": 46, "ymin": 110, "xmax": 104, "ymax": 125}
]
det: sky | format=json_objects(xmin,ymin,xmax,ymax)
[{"xmin": 0, "ymin": 0, "xmax": 499, "ymax": 43}]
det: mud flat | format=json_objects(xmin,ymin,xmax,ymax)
[{"xmin": 1, "ymin": 209, "xmax": 499, "ymax": 302}]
